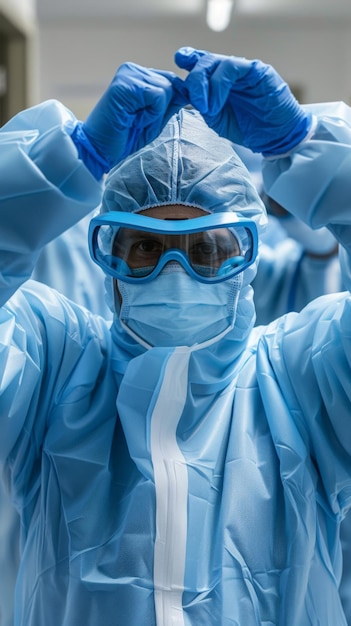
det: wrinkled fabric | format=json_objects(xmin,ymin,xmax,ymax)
[
  {"xmin": 1, "ymin": 105, "xmax": 351, "ymax": 625},
  {"xmin": 101, "ymin": 108, "xmax": 267, "ymax": 226},
  {"xmin": 0, "ymin": 100, "xmax": 104, "ymax": 626},
  {"xmin": 0, "ymin": 477, "xmax": 19, "ymax": 626},
  {"xmin": 0, "ymin": 99, "xmax": 102, "ymax": 307},
  {"xmin": 118, "ymin": 265, "xmax": 242, "ymax": 347},
  {"xmin": 241, "ymin": 122, "xmax": 350, "ymax": 623},
  {"xmin": 32, "ymin": 211, "xmax": 112, "ymax": 320},
  {"xmin": 1, "ymin": 206, "xmax": 112, "ymax": 626},
  {"xmin": 261, "ymin": 101, "xmax": 351, "ymax": 625},
  {"xmin": 253, "ymin": 237, "xmax": 344, "ymax": 325},
  {"xmin": 262, "ymin": 101, "xmax": 351, "ymax": 287},
  {"xmin": 277, "ymin": 214, "xmax": 337, "ymax": 255}
]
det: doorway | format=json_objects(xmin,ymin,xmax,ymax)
[{"xmin": 0, "ymin": 12, "xmax": 29, "ymax": 125}]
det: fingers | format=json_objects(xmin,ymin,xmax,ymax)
[
  {"xmin": 184, "ymin": 57, "xmax": 237, "ymax": 115},
  {"xmin": 99, "ymin": 51, "xmax": 258, "ymax": 139},
  {"xmin": 174, "ymin": 46, "xmax": 208, "ymax": 71},
  {"xmin": 111, "ymin": 64, "xmax": 188, "ymax": 123},
  {"xmin": 175, "ymin": 48, "xmax": 252, "ymax": 115},
  {"xmin": 175, "ymin": 47, "xmax": 217, "ymax": 113},
  {"xmin": 206, "ymin": 58, "xmax": 252, "ymax": 114},
  {"xmin": 154, "ymin": 72, "xmax": 189, "ymax": 107}
]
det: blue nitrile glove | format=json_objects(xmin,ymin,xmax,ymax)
[
  {"xmin": 174, "ymin": 46, "xmax": 312, "ymax": 156},
  {"xmin": 71, "ymin": 62, "xmax": 188, "ymax": 179}
]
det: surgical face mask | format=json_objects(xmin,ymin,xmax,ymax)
[{"xmin": 117, "ymin": 263, "xmax": 242, "ymax": 348}]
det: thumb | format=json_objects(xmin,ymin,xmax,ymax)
[
  {"xmin": 174, "ymin": 46, "xmax": 207, "ymax": 71},
  {"xmin": 155, "ymin": 72, "xmax": 189, "ymax": 106}
]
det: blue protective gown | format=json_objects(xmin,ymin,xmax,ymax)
[
  {"xmin": 32, "ymin": 211, "xmax": 112, "ymax": 320},
  {"xmin": 0, "ymin": 101, "xmax": 112, "ymax": 625},
  {"xmin": 0, "ymin": 99, "xmax": 104, "ymax": 626},
  {"xmin": 252, "ymin": 204, "xmax": 350, "ymax": 626},
  {"xmin": 238, "ymin": 136, "xmax": 350, "ymax": 624},
  {"xmin": 1, "ymin": 102, "xmax": 351, "ymax": 626}
]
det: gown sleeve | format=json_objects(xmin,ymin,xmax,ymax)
[
  {"xmin": 0, "ymin": 99, "xmax": 103, "ymax": 305},
  {"xmin": 260, "ymin": 103, "xmax": 351, "ymax": 517}
]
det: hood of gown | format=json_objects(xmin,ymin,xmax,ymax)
[{"xmin": 99, "ymin": 107, "xmax": 267, "ymax": 393}]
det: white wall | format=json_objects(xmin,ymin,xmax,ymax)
[{"xmin": 37, "ymin": 15, "xmax": 351, "ymax": 119}]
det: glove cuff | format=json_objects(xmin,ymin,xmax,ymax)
[
  {"xmin": 70, "ymin": 122, "xmax": 110, "ymax": 180},
  {"xmin": 262, "ymin": 111, "xmax": 314, "ymax": 158}
]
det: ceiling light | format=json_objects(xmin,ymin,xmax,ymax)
[{"xmin": 206, "ymin": 0, "xmax": 234, "ymax": 31}]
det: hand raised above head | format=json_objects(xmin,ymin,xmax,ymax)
[
  {"xmin": 72, "ymin": 62, "xmax": 189, "ymax": 177},
  {"xmin": 175, "ymin": 46, "xmax": 312, "ymax": 156}
]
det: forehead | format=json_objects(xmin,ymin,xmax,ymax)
[{"xmin": 139, "ymin": 205, "xmax": 209, "ymax": 220}]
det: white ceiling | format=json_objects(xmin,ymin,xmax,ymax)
[{"xmin": 36, "ymin": 0, "xmax": 351, "ymax": 20}]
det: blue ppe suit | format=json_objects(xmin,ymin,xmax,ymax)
[
  {"xmin": 237, "ymin": 138, "xmax": 350, "ymax": 624},
  {"xmin": 32, "ymin": 211, "xmax": 112, "ymax": 319},
  {"xmin": 0, "ymin": 99, "xmax": 104, "ymax": 626},
  {"xmin": 1, "ymin": 211, "xmax": 112, "ymax": 626},
  {"xmin": 252, "ymin": 157, "xmax": 350, "ymax": 623},
  {"xmin": 261, "ymin": 100, "xmax": 351, "ymax": 626},
  {"xmin": 0, "ymin": 101, "xmax": 112, "ymax": 625},
  {"xmin": 1, "ymin": 102, "xmax": 351, "ymax": 625}
]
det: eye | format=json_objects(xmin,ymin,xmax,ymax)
[
  {"xmin": 191, "ymin": 241, "xmax": 219, "ymax": 258},
  {"xmin": 135, "ymin": 239, "xmax": 163, "ymax": 253},
  {"xmin": 189, "ymin": 231, "xmax": 241, "ymax": 265},
  {"xmin": 126, "ymin": 237, "xmax": 164, "ymax": 268}
]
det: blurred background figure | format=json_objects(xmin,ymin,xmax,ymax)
[{"xmin": 233, "ymin": 144, "xmax": 344, "ymax": 323}]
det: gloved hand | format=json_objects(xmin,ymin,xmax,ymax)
[
  {"xmin": 174, "ymin": 46, "xmax": 312, "ymax": 156},
  {"xmin": 71, "ymin": 62, "xmax": 188, "ymax": 179}
]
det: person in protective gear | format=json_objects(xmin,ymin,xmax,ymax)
[
  {"xmin": 1, "ymin": 47, "xmax": 351, "ymax": 626},
  {"xmin": 254, "ymin": 196, "xmax": 343, "ymax": 324}
]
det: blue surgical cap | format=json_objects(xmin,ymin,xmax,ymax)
[{"xmin": 100, "ymin": 108, "xmax": 267, "ymax": 234}]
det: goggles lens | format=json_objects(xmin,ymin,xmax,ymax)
[{"xmin": 89, "ymin": 212, "xmax": 258, "ymax": 283}]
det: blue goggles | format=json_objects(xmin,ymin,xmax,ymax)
[{"xmin": 88, "ymin": 211, "xmax": 258, "ymax": 284}]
